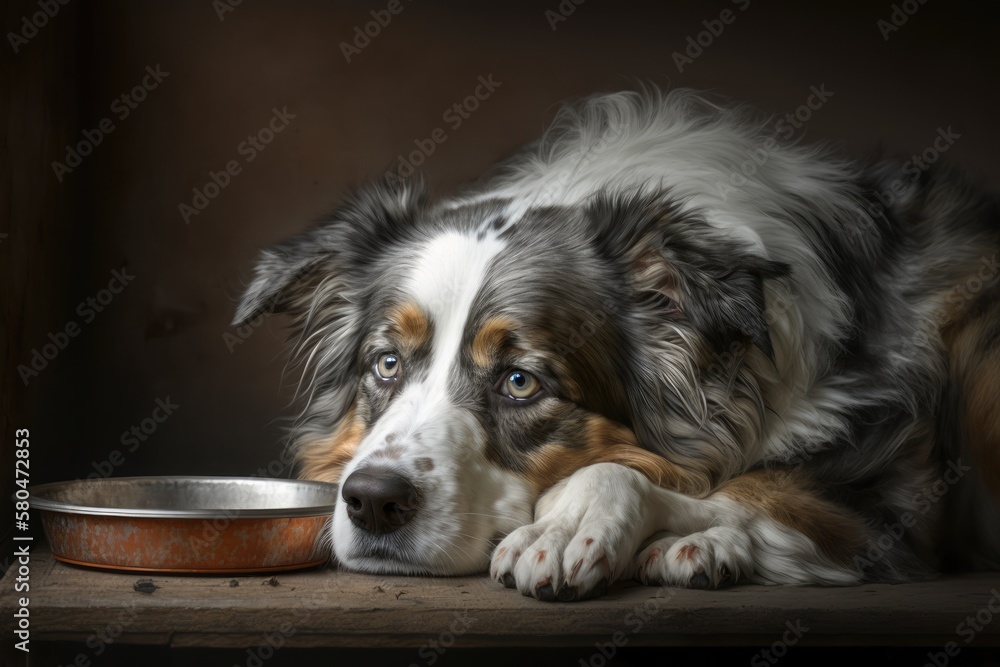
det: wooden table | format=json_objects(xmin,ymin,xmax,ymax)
[{"xmin": 3, "ymin": 544, "xmax": 1000, "ymax": 652}]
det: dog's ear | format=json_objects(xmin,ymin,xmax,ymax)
[
  {"xmin": 233, "ymin": 175, "xmax": 426, "ymax": 326},
  {"xmin": 680, "ymin": 256, "xmax": 789, "ymax": 361},
  {"xmin": 587, "ymin": 190, "xmax": 789, "ymax": 360}
]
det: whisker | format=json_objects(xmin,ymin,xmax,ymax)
[
  {"xmin": 445, "ymin": 532, "xmax": 497, "ymax": 559},
  {"xmin": 423, "ymin": 537, "xmax": 460, "ymax": 570}
]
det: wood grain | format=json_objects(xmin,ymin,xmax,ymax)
[{"xmin": 2, "ymin": 546, "xmax": 1000, "ymax": 648}]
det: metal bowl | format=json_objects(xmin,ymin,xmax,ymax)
[{"xmin": 31, "ymin": 476, "xmax": 337, "ymax": 574}]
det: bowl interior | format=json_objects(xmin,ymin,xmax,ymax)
[{"xmin": 31, "ymin": 476, "xmax": 339, "ymax": 517}]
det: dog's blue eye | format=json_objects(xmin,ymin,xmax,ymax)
[
  {"xmin": 376, "ymin": 353, "xmax": 400, "ymax": 380},
  {"xmin": 503, "ymin": 370, "xmax": 540, "ymax": 400}
]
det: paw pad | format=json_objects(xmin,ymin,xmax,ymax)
[
  {"xmin": 689, "ymin": 571, "xmax": 710, "ymax": 589},
  {"xmin": 534, "ymin": 580, "xmax": 555, "ymax": 600}
]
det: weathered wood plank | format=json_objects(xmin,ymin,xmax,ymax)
[{"xmin": 3, "ymin": 546, "xmax": 1000, "ymax": 648}]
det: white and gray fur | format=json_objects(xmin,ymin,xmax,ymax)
[{"xmin": 235, "ymin": 88, "xmax": 1000, "ymax": 598}]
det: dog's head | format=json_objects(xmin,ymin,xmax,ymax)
[{"xmin": 235, "ymin": 176, "xmax": 787, "ymax": 575}]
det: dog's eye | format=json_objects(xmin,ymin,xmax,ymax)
[
  {"xmin": 375, "ymin": 353, "xmax": 401, "ymax": 380},
  {"xmin": 502, "ymin": 370, "xmax": 540, "ymax": 400}
]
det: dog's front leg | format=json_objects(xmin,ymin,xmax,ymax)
[
  {"xmin": 490, "ymin": 464, "xmax": 868, "ymax": 599},
  {"xmin": 489, "ymin": 462, "xmax": 665, "ymax": 601}
]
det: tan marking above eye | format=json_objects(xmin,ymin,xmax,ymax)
[
  {"xmin": 472, "ymin": 316, "xmax": 519, "ymax": 367},
  {"xmin": 387, "ymin": 302, "xmax": 430, "ymax": 350}
]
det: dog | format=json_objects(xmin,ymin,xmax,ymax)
[{"xmin": 234, "ymin": 88, "xmax": 1000, "ymax": 601}]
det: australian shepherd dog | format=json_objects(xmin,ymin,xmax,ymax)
[{"xmin": 235, "ymin": 88, "xmax": 1000, "ymax": 600}]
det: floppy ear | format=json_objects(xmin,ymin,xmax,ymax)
[
  {"xmin": 680, "ymin": 256, "xmax": 788, "ymax": 361},
  {"xmin": 233, "ymin": 175, "xmax": 426, "ymax": 326},
  {"xmin": 587, "ymin": 190, "xmax": 789, "ymax": 360},
  {"xmin": 234, "ymin": 175, "xmax": 426, "ymax": 442}
]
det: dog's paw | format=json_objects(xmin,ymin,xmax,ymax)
[
  {"xmin": 634, "ymin": 527, "xmax": 753, "ymax": 589},
  {"xmin": 490, "ymin": 518, "xmax": 630, "ymax": 601},
  {"xmin": 490, "ymin": 463, "xmax": 657, "ymax": 601}
]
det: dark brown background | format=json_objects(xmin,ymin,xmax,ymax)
[
  {"xmin": 3, "ymin": 1, "xmax": 1000, "ymax": 664},
  {"xmin": 4, "ymin": 0, "xmax": 999, "ymax": 512}
]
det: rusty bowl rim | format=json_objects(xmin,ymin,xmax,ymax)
[{"xmin": 30, "ymin": 475, "xmax": 339, "ymax": 519}]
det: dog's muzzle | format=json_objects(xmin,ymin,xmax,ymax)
[{"xmin": 341, "ymin": 468, "xmax": 420, "ymax": 534}]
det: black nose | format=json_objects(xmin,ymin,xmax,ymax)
[{"xmin": 341, "ymin": 469, "xmax": 419, "ymax": 534}]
